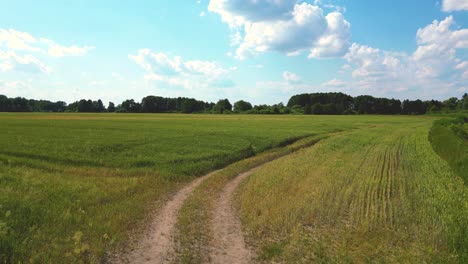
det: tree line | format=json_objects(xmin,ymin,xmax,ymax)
[
  {"xmin": 0, "ymin": 93, "xmax": 467, "ymax": 115},
  {"xmin": 287, "ymin": 92, "xmax": 467, "ymax": 115}
]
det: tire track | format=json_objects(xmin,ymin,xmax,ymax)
[
  {"xmin": 123, "ymin": 170, "xmax": 220, "ymax": 264},
  {"xmin": 210, "ymin": 166, "xmax": 261, "ymax": 264}
]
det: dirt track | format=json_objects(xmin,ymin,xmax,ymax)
[
  {"xmin": 121, "ymin": 166, "xmax": 261, "ymax": 264},
  {"xmin": 209, "ymin": 167, "xmax": 260, "ymax": 264},
  {"xmin": 125, "ymin": 170, "xmax": 220, "ymax": 264}
]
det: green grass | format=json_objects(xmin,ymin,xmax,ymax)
[
  {"xmin": 0, "ymin": 113, "xmax": 414, "ymax": 262},
  {"xmin": 429, "ymin": 115, "xmax": 468, "ymax": 183},
  {"xmin": 174, "ymin": 135, "xmax": 324, "ymax": 263},
  {"xmin": 239, "ymin": 119, "xmax": 467, "ymax": 263}
]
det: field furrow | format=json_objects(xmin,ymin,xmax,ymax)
[{"xmin": 238, "ymin": 121, "xmax": 467, "ymax": 263}]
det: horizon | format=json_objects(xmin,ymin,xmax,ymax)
[
  {"xmin": 1, "ymin": 90, "xmax": 466, "ymax": 107},
  {"xmin": 0, "ymin": 0, "xmax": 467, "ymax": 106}
]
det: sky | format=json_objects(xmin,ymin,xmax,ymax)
[{"xmin": 0, "ymin": 0, "xmax": 467, "ymax": 105}]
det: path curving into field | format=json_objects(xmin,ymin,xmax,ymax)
[
  {"xmin": 125, "ymin": 170, "xmax": 220, "ymax": 264},
  {"xmin": 210, "ymin": 167, "xmax": 261, "ymax": 264}
]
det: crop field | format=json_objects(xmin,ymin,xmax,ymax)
[
  {"xmin": 239, "ymin": 117, "xmax": 467, "ymax": 263},
  {"xmin": 0, "ymin": 113, "xmax": 466, "ymax": 263},
  {"xmin": 0, "ymin": 113, "xmax": 404, "ymax": 262}
]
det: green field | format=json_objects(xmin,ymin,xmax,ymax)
[
  {"xmin": 0, "ymin": 113, "xmax": 466, "ymax": 263},
  {"xmin": 239, "ymin": 118, "xmax": 467, "ymax": 263}
]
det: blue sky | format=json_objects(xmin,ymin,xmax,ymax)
[{"xmin": 0, "ymin": 0, "xmax": 467, "ymax": 105}]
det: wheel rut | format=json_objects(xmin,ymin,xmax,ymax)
[
  {"xmin": 209, "ymin": 166, "xmax": 261, "ymax": 264},
  {"xmin": 123, "ymin": 170, "xmax": 220, "ymax": 264}
]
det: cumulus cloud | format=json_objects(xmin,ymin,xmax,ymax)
[
  {"xmin": 129, "ymin": 49, "xmax": 235, "ymax": 90},
  {"xmin": 209, "ymin": 1, "xmax": 351, "ymax": 59},
  {"xmin": 40, "ymin": 38, "xmax": 95, "ymax": 57},
  {"xmin": 0, "ymin": 80, "xmax": 33, "ymax": 97},
  {"xmin": 343, "ymin": 16, "xmax": 467, "ymax": 97},
  {"xmin": 283, "ymin": 71, "xmax": 301, "ymax": 83},
  {"xmin": 0, "ymin": 50, "xmax": 51, "ymax": 73},
  {"xmin": 0, "ymin": 27, "xmax": 94, "ymax": 76},
  {"xmin": 0, "ymin": 29, "xmax": 40, "ymax": 52},
  {"xmin": 322, "ymin": 78, "xmax": 346, "ymax": 88},
  {"xmin": 309, "ymin": 12, "xmax": 351, "ymax": 58},
  {"xmin": 442, "ymin": 0, "xmax": 468, "ymax": 12},
  {"xmin": 0, "ymin": 28, "xmax": 94, "ymax": 58}
]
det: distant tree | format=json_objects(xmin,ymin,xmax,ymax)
[
  {"xmin": 304, "ymin": 104, "xmax": 312, "ymax": 115},
  {"xmin": 322, "ymin": 103, "xmax": 337, "ymax": 114},
  {"xmin": 181, "ymin": 99, "xmax": 198, "ymax": 113},
  {"xmin": 461, "ymin": 93, "xmax": 468, "ymax": 110},
  {"xmin": 354, "ymin": 95, "xmax": 376, "ymax": 114},
  {"xmin": 94, "ymin": 99, "xmax": 106, "ymax": 112},
  {"xmin": 141, "ymin": 96, "xmax": 166, "ymax": 113},
  {"xmin": 311, "ymin": 104, "xmax": 322, "ymax": 114},
  {"xmin": 287, "ymin": 94, "xmax": 311, "ymax": 107},
  {"xmin": 0, "ymin": 95, "xmax": 8, "ymax": 112},
  {"xmin": 443, "ymin": 97, "xmax": 459, "ymax": 111},
  {"xmin": 119, "ymin": 99, "xmax": 141, "ymax": 113},
  {"xmin": 425, "ymin": 100, "xmax": 443, "ymax": 113},
  {"xmin": 272, "ymin": 105, "xmax": 280, "ymax": 114},
  {"xmin": 107, "ymin": 102, "xmax": 115, "ymax": 112},
  {"xmin": 213, "ymin": 99, "xmax": 232, "ymax": 114},
  {"xmin": 233, "ymin": 100, "xmax": 253, "ymax": 112},
  {"xmin": 402, "ymin": 100, "xmax": 426, "ymax": 115},
  {"xmin": 78, "ymin": 99, "xmax": 92, "ymax": 112},
  {"xmin": 288, "ymin": 92, "xmax": 353, "ymax": 114},
  {"xmin": 66, "ymin": 101, "xmax": 79, "ymax": 112},
  {"xmin": 290, "ymin": 105, "xmax": 304, "ymax": 114}
]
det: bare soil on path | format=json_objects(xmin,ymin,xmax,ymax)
[
  {"xmin": 209, "ymin": 167, "xmax": 261, "ymax": 264},
  {"xmin": 122, "ymin": 170, "xmax": 220, "ymax": 264}
]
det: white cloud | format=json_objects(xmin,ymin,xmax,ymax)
[
  {"xmin": 129, "ymin": 49, "xmax": 235, "ymax": 91},
  {"xmin": 0, "ymin": 27, "xmax": 94, "ymax": 77},
  {"xmin": 322, "ymin": 78, "xmax": 346, "ymax": 88},
  {"xmin": 0, "ymin": 29, "xmax": 40, "ymax": 52},
  {"xmin": 342, "ymin": 17, "xmax": 467, "ymax": 98},
  {"xmin": 40, "ymin": 38, "xmax": 94, "ymax": 57},
  {"xmin": 442, "ymin": 0, "xmax": 468, "ymax": 11},
  {"xmin": 0, "ymin": 50, "xmax": 51, "ymax": 73},
  {"xmin": 283, "ymin": 71, "xmax": 301, "ymax": 83},
  {"xmin": 129, "ymin": 49, "xmax": 184, "ymax": 75},
  {"xmin": 0, "ymin": 28, "xmax": 94, "ymax": 58},
  {"xmin": 209, "ymin": 1, "xmax": 351, "ymax": 59},
  {"xmin": 309, "ymin": 12, "xmax": 351, "ymax": 58}
]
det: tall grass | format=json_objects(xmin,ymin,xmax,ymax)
[
  {"xmin": 429, "ymin": 115, "xmax": 468, "ymax": 183},
  {"xmin": 239, "ymin": 119, "xmax": 467, "ymax": 263}
]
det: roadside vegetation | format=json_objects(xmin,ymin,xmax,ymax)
[
  {"xmin": 429, "ymin": 115, "xmax": 468, "ymax": 183},
  {"xmin": 238, "ymin": 118, "xmax": 467, "ymax": 263}
]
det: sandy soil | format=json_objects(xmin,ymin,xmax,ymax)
[
  {"xmin": 123, "ymin": 170, "xmax": 220, "ymax": 264},
  {"xmin": 209, "ymin": 167, "xmax": 260, "ymax": 264},
  {"xmin": 114, "ymin": 166, "xmax": 264, "ymax": 264}
]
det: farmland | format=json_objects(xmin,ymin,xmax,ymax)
[
  {"xmin": 0, "ymin": 113, "xmax": 466, "ymax": 263},
  {"xmin": 239, "ymin": 117, "xmax": 467, "ymax": 263}
]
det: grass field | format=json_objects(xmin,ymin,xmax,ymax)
[
  {"xmin": 239, "ymin": 118, "xmax": 467, "ymax": 263},
  {"xmin": 0, "ymin": 113, "xmax": 407, "ymax": 263},
  {"xmin": 0, "ymin": 113, "xmax": 465, "ymax": 263}
]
